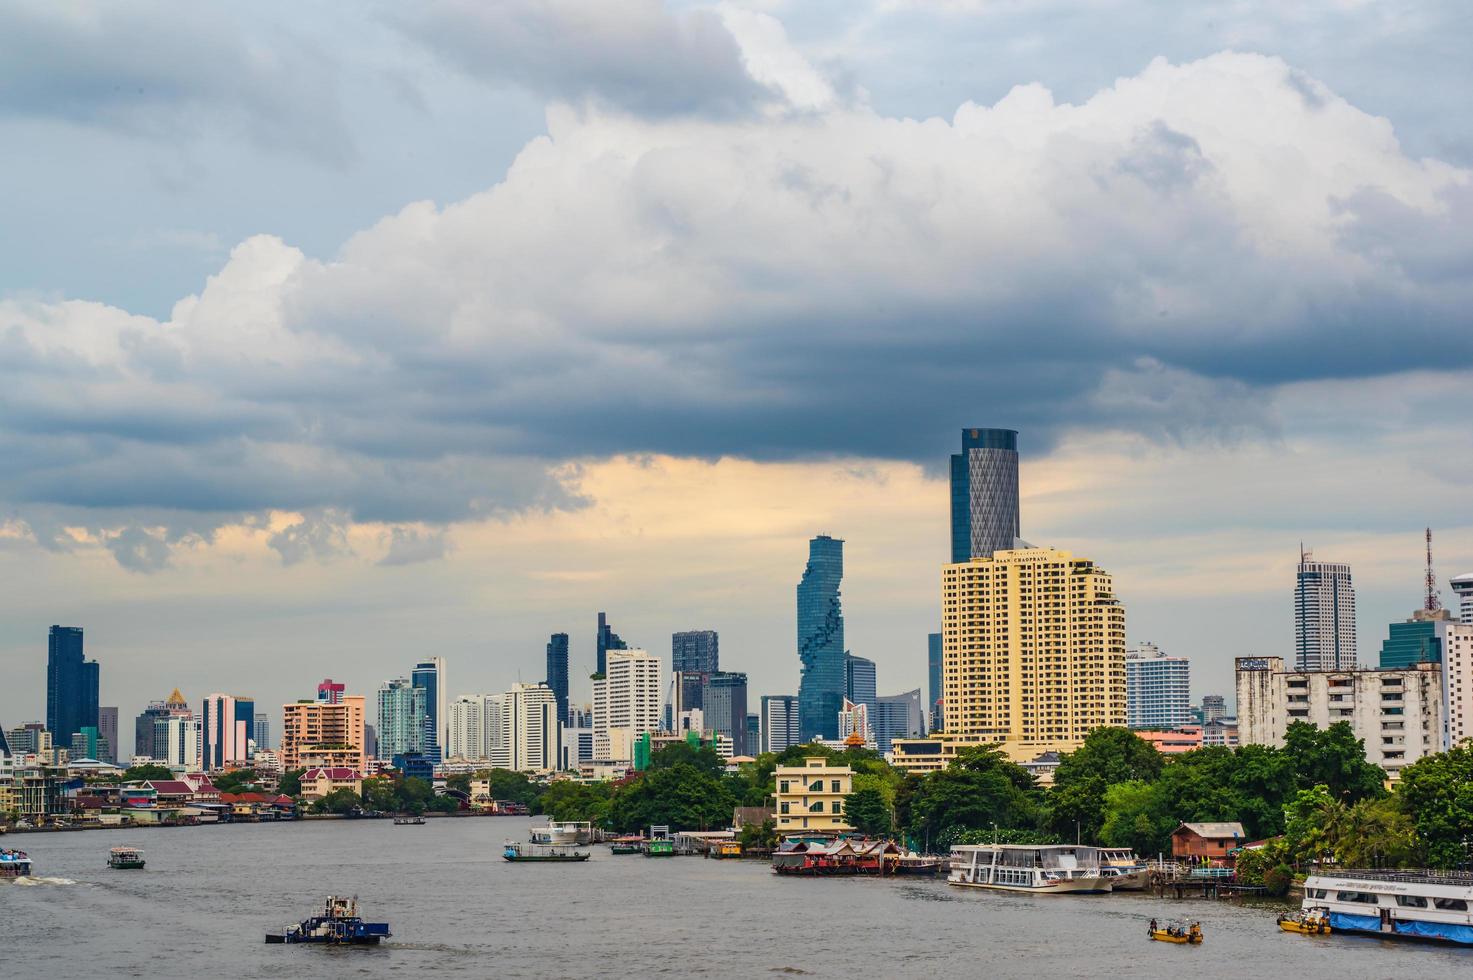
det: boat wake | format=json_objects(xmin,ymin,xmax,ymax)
[{"xmin": 9, "ymin": 876, "xmax": 76, "ymax": 887}]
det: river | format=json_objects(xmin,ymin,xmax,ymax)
[{"xmin": 2, "ymin": 818, "xmax": 1468, "ymax": 979}]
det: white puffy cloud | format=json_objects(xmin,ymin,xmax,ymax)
[{"xmin": 2, "ymin": 41, "xmax": 1471, "ymax": 570}]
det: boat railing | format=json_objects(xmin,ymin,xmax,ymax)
[{"xmin": 1313, "ymin": 868, "xmax": 1473, "ymax": 887}]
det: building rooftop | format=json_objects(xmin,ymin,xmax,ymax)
[{"xmin": 1177, "ymin": 822, "xmax": 1246, "ymax": 839}]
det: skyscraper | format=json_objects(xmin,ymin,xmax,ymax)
[
  {"xmin": 201, "ymin": 694, "xmax": 256, "ymax": 770},
  {"xmin": 942, "ymin": 546, "xmax": 1127, "ymax": 745},
  {"xmin": 1452, "ymin": 572, "xmax": 1473, "ymax": 626},
  {"xmin": 1201, "ymin": 695, "xmax": 1226, "ymax": 724},
  {"xmin": 845, "ymin": 654, "xmax": 877, "ymax": 717},
  {"xmin": 545, "ymin": 633, "xmax": 570, "ymax": 722},
  {"xmin": 1295, "ymin": 551, "xmax": 1357, "ymax": 670},
  {"xmin": 927, "ymin": 632, "xmax": 942, "ymax": 732},
  {"xmin": 872, "ymin": 690, "xmax": 926, "ymax": 752},
  {"xmin": 592, "ymin": 648, "xmax": 660, "ymax": 762},
  {"xmin": 46, "ymin": 625, "xmax": 99, "ymax": 748},
  {"xmin": 702, "ymin": 671, "xmax": 749, "ymax": 756},
  {"xmin": 316, "ymin": 679, "xmax": 345, "ymax": 704},
  {"xmin": 797, "ymin": 535, "xmax": 845, "ymax": 741},
  {"xmin": 672, "ymin": 630, "xmax": 719, "ymax": 710},
  {"xmin": 760, "ymin": 695, "xmax": 800, "ymax": 753},
  {"xmin": 447, "ymin": 693, "xmax": 509, "ymax": 766},
  {"xmin": 504, "ymin": 683, "xmax": 561, "ymax": 772},
  {"xmin": 950, "ymin": 428, "xmax": 1020, "ymax": 563},
  {"xmin": 1124, "ymin": 643, "xmax": 1192, "ymax": 729},
  {"xmin": 411, "ymin": 658, "xmax": 446, "ymax": 763},
  {"xmin": 253, "ymin": 712, "xmax": 270, "ymax": 751},
  {"xmin": 97, "ymin": 706, "xmax": 118, "ymax": 764},
  {"xmin": 135, "ymin": 689, "xmax": 190, "ymax": 760},
  {"xmin": 282, "ymin": 695, "xmax": 365, "ymax": 770},
  {"xmin": 376, "ymin": 677, "xmax": 426, "ymax": 761},
  {"xmin": 596, "ymin": 612, "xmax": 628, "ymax": 675}
]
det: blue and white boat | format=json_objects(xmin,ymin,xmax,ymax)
[
  {"xmin": 264, "ymin": 896, "xmax": 391, "ymax": 945},
  {"xmin": 1303, "ymin": 870, "xmax": 1473, "ymax": 944},
  {"xmin": 0, "ymin": 848, "xmax": 32, "ymax": 879}
]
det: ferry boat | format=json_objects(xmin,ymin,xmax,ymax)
[
  {"xmin": 108, "ymin": 846, "xmax": 146, "ymax": 870},
  {"xmin": 1100, "ymin": 848, "xmax": 1149, "ymax": 890},
  {"xmin": 503, "ymin": 841, "xmax": 590, "ymax": 862},
  {"xmin": 1302, "ymin": 869, "xmax": 1473, "ymax": 944},
  {"xmin": 709, "ymin": 841, "xmax": 743, "ymax": 859},
  {"xmin": 643, "ymin": 839, "xmax": 675, "ymax": 857},
  {"xmin": 0, "ymin": 848, "xmax": 32, "ymax": 879},
  {"xmin": 264, "ymin": 896, "xmax": 391, "ymax": 945},
  {"xmin": 948, "ymin": 844, "xmax": 1112, "ymax": 894},
  {"xmin": 392, "ymin": 815, "xmax": 425, "ymax": 826},
  {"xmin": 892, "ymin": 851, "xmax": 943, "ymax": 876},
  {"xmin": 529, "ymin": 820, "xmax": 591, "ymax": 845},
  {"xmin": 608, "ymin": 837, "xmax": 642, "ymax": 855}
]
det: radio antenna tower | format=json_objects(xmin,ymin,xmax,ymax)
[{"xmin": 1425, "ymin": 527, "xmax": 1442, "ymax": 612}]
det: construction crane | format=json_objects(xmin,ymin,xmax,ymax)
[{"xmin": 1425, "ymin": 527, "xmax": 1442, "ymax": 612}]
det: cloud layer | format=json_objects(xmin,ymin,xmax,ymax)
[{"xmin": 3, "ymin": 24, "xmax": 1471, "ymax": 569}]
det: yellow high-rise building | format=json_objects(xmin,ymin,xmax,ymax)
[{"xmin": 941, "ymin": 546, "xmax": 1126, "ymax": 751}]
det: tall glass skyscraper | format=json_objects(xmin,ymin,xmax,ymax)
[
  {"xmin": 927, "ymin": 632, "xmax": 942, "ymax": 731},
  {"xmin": 845, "ymin": 654, "xmax": 877, "ymax": 717},
  {"xmin": 672, "ymin": 630, "xmax": 719, "ymax": 710},
  {"xmin": 1295, "ymin": 552, "xmax": 1357, "ymax": 670},
  {"xmin": 760, "ymin": 695, "xmax": 800, "ymax": 754},
  {"xmin": 377, "ymin": 677, "xmax": 426, "ymax": 761},
  {"xmin": 596, "ymin": 611, "xmax": 628, "ymax": 675},
  {"xmin": 797, "ymin": 535, "xmax": 845, "ymax": 741},
  {"xmin": 950, "ymin": 428, "xmax": 1021, "ymax": 563},
  {"xmin": 545, "ymin": 633, "xmax": 570, "ymax": 722},
  {"xmin": 702, "ymin": 671, "xmax": 749, "ymax": 756},
  {"xmin": 46, "ymin": 625, "xmax": 99, "ymax": 747},
  {"xmin": 411, "ymin": 658, "xmax": 445, "ymax": 764}
]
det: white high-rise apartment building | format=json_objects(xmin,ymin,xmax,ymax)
[
  {"xmin": 1441, "ymin": 623, "xmax": 1473, "ymax": 748},
  {"xmin": 446, "ymin": 694, "xmax": 509, "ymax": 767},
  {"xmin": 593, "ymin": 648, "xmax": 661, "ymax": 763},
  {"xmin": 1125, "ymin": 643, "xmax": 1192, "ymax": 729},
  {"xmin": 1295, "ymin": 553, "xmax": 1357, "ymax": 670},
  {"xmin": 1453, "ymin": 573, "xmax": 1473, "ymax": 626},
  {"xmin": 760, "ymin": 695, "xmax": 800, "ymax": 753},
  {"xmin": 503, "ymin": 683, "xmax": 560, "ymax": 772}
]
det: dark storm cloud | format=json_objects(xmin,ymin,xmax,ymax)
[
  {"xmin": 3, "ymin": 50, "xmax": 1472, "ymax": 570},
  {"xmin": 0, "ymin": 1, "xmax": 352, "ymax": 164},
  {"xmin": 384, "ymin": 0, "xmax": 774, "ymax": 118}
]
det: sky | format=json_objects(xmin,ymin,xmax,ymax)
[{"xmin": 3, "ymin": 0, "xmax": 1472, "ymax": 732}]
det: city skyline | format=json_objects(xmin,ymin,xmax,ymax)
[{"xmin": 2, "ymin": 3, "xmax": 1473, "ymax": 738}]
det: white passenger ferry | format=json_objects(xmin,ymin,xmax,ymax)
[
  {"xmin": 1303, "ymin": 869, "xmax": 1473, "ymax": 944},
  {"xmin": 1100, "ymin": 848, "xmax": 1149, "ymax": 890},
  {"xmin": 949, "ymin": 844, "xmax": 1111, "ymax": 894}
]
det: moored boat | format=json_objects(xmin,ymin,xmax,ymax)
[
  {"xmin": 608, "ymin": 838, "xmax": 641, "ymax": 855},
  {"xmin": 644, "ymin": 839, "xmax": 675, "ymax": 857},
  {"xmin": 503, "ymin": 841, "xmax": 590, "ymax": 862},
  {"xmin": 108, "ymin": 846, "xmax": 146, "ymax": 870},
  {"xmin": 709, "ymin": 841, "xmax": 743, "ymax": 859},
  {"xmin": 1303, "ymin": 869, "xmax": 1473, "ymax": 944},
  {"xmin": 892, "ymin": 852, "xmax": 943, "ymax": 875},
  {"xmin": 264, "ymin": 896, "xmax": 391, "ymax": 945},
  {"xmin": 0, "ymin": 848, "xmax": 32, "ymax": 879},
  {"xmin": 392, "ymin": 815, "xmax": 425, "ymax": 826},
  {"xmin": 948, "ymin": 844, "xmax": 1112, "ymax": 894},
  {"xmin": 1100, "ymin": 848, "xmax": 1148, "ymax": 890}
]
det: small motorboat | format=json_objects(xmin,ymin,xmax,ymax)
[
  {"xmin": 108, "ymin": 846, "xmax": 146, "ymax": 870},
  {"xmin": 608, "ymin": 840, "xmax": 641, "ymax": 855},
  {"xmin": 1278, "ymin": 909, "xmax": 1331, "ymax": 935},
  {"xmin": 1148, "ymin": 919, "xmax": 1203, "ymax": 944},
  {"xmin": 265, "ymin": 896, "xmax": 391, "ymax": 945},
  {"xmin": 0, "ymin": 848, "xmax": 32, "ymax": 879}
]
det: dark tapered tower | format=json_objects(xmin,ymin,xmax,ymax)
[{"xmin": 950, "ymin": 428, "xmax": 1020, "ymax": 562}]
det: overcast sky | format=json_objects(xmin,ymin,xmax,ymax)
[{"xmin": 3, "ymin": 0, "xmax": 1472, "ymax": 732}]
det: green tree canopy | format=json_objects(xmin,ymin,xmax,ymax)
[
  {"xmin": 1282, "ymin": 721, "xmax": 1387, "ymax": 803},
  {"xmin": 906, "ymin": 747, "xmax": 1039, "ymax": 848},
  {"xmin": 607, "ymin": 763, "xmax": 736, "ymax": 833},
  {"xmin": 475, "ymin": 769, "xmax": 542, "ymax": 808},
  {"xmin": 277, "ymin": 769, "xmax": 305, "ymax": 797},
  {"xmin": 311, "ymin": 788, "xmax": 361, "ymax": 814},
  {"xmin": 649, "ymin": 740, "xmax": 726, "ymax": 777},
  {"xmin": 843, "ymin": 787, "xmax": 892, "ymax": 836},
  {"xmin": 1395, "ymin": 743, "xmax": 1473, "ymax": 868},
  {"xmin": 122, "ymin": 764, "xmax": 175, "ymax": 783},
  {"xmin": 1046, "ymin": 727, "xmax": 1164, "ymax": 843},
  {"xmin": 1098, "ymin": 779, "xmax": 1175, "ymax": 856}
]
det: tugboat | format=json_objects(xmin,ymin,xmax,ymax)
[
  {"xmin": 503, "ymin": 841, "xmax": 590, "ymax": 862},
  {"xmin": 1148, "ymin": 918, "xmax": 1203, "ymax": 944},
  {"xmin": 108, "ymin": 846, "xmax": 146, "ymax": 870},
  {"xmin": 264, "ymin": 896, "xmax": 391, "ymax": 945},
  {"xmin": 0, "ymin": 847, "xmax": 32, "ymax": 879}
]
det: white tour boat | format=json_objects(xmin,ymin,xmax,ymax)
[
  {"xmin": 1303, "ymin": 869, "xmax": 1473, "ymax": 944},
  {"xmin": 949, "ymin": 844, "xmax": 1112, "ymax": 894},
  {"xmin": 1100, "ymin": 848, "xmax": 1149, "ymax": 890}
]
